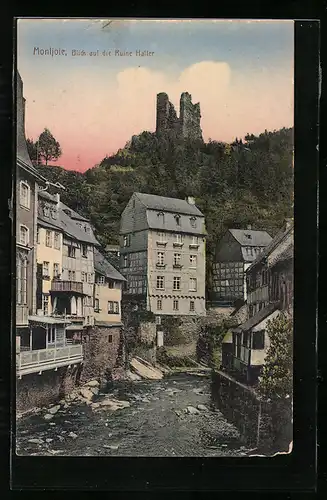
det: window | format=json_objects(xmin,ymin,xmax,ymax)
[
  {"xmin": 157, "ymin": 299, "xmax": 162, "ymax": 310},
  {"xmin": 94, "ymin": 298, "xmax": 100, "ymax": 311},
  {"xmin": 157, "ymin": 232, "xmax": 166, "ymax": 242},
  {"xmin": 68, "ymin": 270, "xmax": 76, "ymax": 281},
  {"xmin": 190, "ymin": 300, "xmax": 195, "ymax": 312},
  {"xmin": 156, "ymin": 315, "xmax": 162, "ymax": 325},
  {"xmin": 20, "ymin": 181, "xmax": 30, "ymax": 209},
  {"xmin": 68, "ymin": 246, "xmax": 76, "ymax": 258},
  {"xmin": 157, "ymin": 276, "xmax": 165, "ymax": 289},
  {"xmin": 173, "ymin": 299, "xmax": 179, "ymax": 311},
  {"xmin": 81, "ymin": 272, "xmax": 86, "ymax": 282},
  {"xmin": 173, "ymin": 253, "xmax": 181, "ymax": 266},
  {"xmin": 45, "ymin": 230, "xmax": 52, "ymax": 247},
  {"xmin": 19, "ymin": 225, "xmax": 29, "ymax": 246},
  {"xmin": 43, "ymin": 294, "xmax": 49, "ymax": 315},
  {"xmin": 123, "ymin": 255, "xmax": 129, "ymax": 268},
  {"xmin": 175, "ymin": 215, "xmax": 181, "ymax": 226},
  {"xmin": 82, "ymin": 244, "xmax": 88, "ymax": 257},
  {"xmin": 191, "ymin": 236, "xmax": 199, "ymax": 246},
  {"xmin": 173, "ymin": 276, "xmax": 181, "ymax": 291},
  {"xmin": 108, "ymin": 334, "xmax": 113, "ymax": 343},
  {"xmin": 43, "ymin": 205, "xmax": 50, "ymax": 218},
  {"xmin": 96, "ymin": 275, "xmax": 105, "ymax": 285},
  {"xmin": 53, "ymin": 263, "xmax": 60, "ymax": 278},
  {"xmin": 252, "ymin": 330, "xmax": 265, "ymax": 350},
  {"xmin": 175, "ymin": 234, "xmax": 182, "ymax": 244},
  {"xmin": 88, "ymin": 273, "xmax": 93, "ymax": 283},
  {"xmin": 108, "ymin": 280, "xmax": 114, "ymax": 289},
  {"xmin": 123, "ymin": 235, "xmax": 131, "ymax": 247},
  {"xmin": 108, "ymin": 301, "xmax": 119, "ymax": 313},
  {"xmin": 157, "ymin": 252, "xmax": 165, "ymax": 265},
  {"xmin": 47, "ymin": 326, "xmax": 55, "ymax": 344},
  {"xmin": 189, "ymin": 278, "xmax": 197, "ymax": 291},
  {"xmin": 42, "ymin": 261, "xmax": 50, "ymax": 277},
  {"xmin": 17, "ymin": 256, "xmax": 27, "ymax": 304},
  {"xmin": 190, "ymin": 255, "xmax": 197, "ymax": 267},
  {"xmin": 114, "ymin": 302, "xmax": 119, "ymax": 314},
  {"xmin": 190, "ymin": 217, "xmax": 197, "ymax": 228},
  {"xmin": 54, "ymin": 232, "xmax": 60, "ymax": 250},
  {"xmin": 157, "ymin": 212, "xmax": 165, "ymax": 224}
]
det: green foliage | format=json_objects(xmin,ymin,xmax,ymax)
[
  {"xmin": 35, "ymin": 126, "xmax": 293, "ymax": 293},
  {"xmin": 257, "ymin": 313, "xmax": 293, "ymax": 400},
  {"xmin": 35, "ymin": 128, "xmax": 62, "ymax": 165},
  {"xmin": 137, "ymin": 310, "xmax": 156, "ymax": 323}
]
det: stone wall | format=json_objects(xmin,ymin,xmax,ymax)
[
  {"xmin": 80, "ymin": 325, "xmax": 122, "ymax": 385},
  {"xmin": 16, "ymin": 364, "xmax": 80, "ymax": 413},
  {"xmin": 211, "ymin": 370, "xmax": 292, "ymax": 453},
  {"xmin": 138, "ymin": 322, "xmax": 156, "ymax": 345}
]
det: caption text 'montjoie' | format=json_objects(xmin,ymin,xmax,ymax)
[{"xmin": 33, "ymin": 47, "xmax": 155, "ymax": 57}]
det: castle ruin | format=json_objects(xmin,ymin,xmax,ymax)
[{"xmin": 155, "ymin": 92, "xmax": 203, "ymax": 142}]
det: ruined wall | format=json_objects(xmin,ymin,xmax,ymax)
[
  {"xmin": 156, "ymin": 91, "xmax": 203, "ymax": 141},
  {"xmin": 80, "ymin": 325, "xmax": 122, "ymax": 385},
  {"xmin": 16, "ymin": 365, "xmax": 80, "ymax": 413}
]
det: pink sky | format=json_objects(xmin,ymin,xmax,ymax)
[{"xmin": 18, "ymin": 20, "xmax": 294, "ymax": 172}]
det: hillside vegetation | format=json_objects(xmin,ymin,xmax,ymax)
[{"xmin": 36, "ymin": 127, "xmax": 294, "ymax": 292}]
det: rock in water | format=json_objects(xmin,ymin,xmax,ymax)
[
  {"xmin": 44, "ymin": 413, "xmax": 54, "ymax": 421},
  {"xmin": 28, "ymin": 438, "xmax": 44, "ymax": 445},
  {"xmin": 80, "ymin": 387, "xmax": 94, "ymax": 401},
  {"xmin": 85, "ymin": 380, "xmax": 99, "ymax": 388},
  {"xmin": 197, "ymin": 404, "xmax": 209, "ymax": 412},
  {"xmin": 48, "ymin": 405, "xmax": 61, "ymax": 415}
]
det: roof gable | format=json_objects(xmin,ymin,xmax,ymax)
[
  {"xmin": 229, "ymin": 228, "xmax": 273, "ymax": 247},
  {"xmin": 135, "ymin": 192, "xmax": 204, "ymax": 216}
]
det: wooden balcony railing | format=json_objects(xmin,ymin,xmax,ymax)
[
  {"xmin": 51, "ymin": 280, "xmax": 83, "ymax": 294},
  {"xmin": 16, "ymin": 344, "xmax": 83, "ymax": 377}
]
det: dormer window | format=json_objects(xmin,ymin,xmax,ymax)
[
  {"xmin": 43, "ymin": 205, "xmax": 50, "ymax": 218},
  {"xmin": 245, "ymin": 233, "xmax": 252, "ymax": 240},
  {"xmin": 175, "ymin": 215, "xmax": 181, "ymax": 226},
  {"xmin": 157, "ymin": 212, "xmax": 165, "ymax": 224},
  {"xmin": 50, "ymin": 208, "xmax": 57, "ymax": 220},
  {"xmin": 190, "ymin": 217, "xmax": 197, "ymax": 228}
]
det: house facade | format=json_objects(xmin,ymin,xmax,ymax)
[
  {"xmin": 119, "ymin": 192, "xmax": 206, "ymax": 318},
  {"xmin": 211, "ymin": 227, "xmax": 272, "ymax": 306},
  {"xmin": 227, "ymin": 220, "xmax": 294, "ymax": 385}
]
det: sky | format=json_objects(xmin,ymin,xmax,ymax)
[{"xmin": 17, "ymin": 19, "xmax": 294, "ymax": 172}]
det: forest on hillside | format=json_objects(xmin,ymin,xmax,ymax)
[{"xmin": 35, "ymin": 127, "xmax": 294, "ymax": 291}]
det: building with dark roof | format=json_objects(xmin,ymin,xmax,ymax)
[
  {"xmin": 120, "ymin": 192, "xmax": 206, "ymax": 319},
  {"xmin": 211, "ymin": 226, "xmax": 273, "ymax": 306}
]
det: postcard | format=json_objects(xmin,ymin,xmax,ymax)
[{"xmin": 15, "ymin": 18, "xmax": 294, "ymax": 458}]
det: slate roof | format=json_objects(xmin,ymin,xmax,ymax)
[
  {"xmin": 229, "ymin": 229, "xmax": 272, "ymax": 248},
  {"xmin": 233, "ymin": 302, "xmax": 278, "ymax": 333},
  {"xmin": 94, "ymin": 248, "xmax": 126, "ymax": 281},
  {"xmin": 135, "ymin": 192, "xmax": 204, "ymax": 216},
  {"xmin": 94, "ymin": 321, "xmax": 123, "ymax": 327},
  {"xmin": 247, "ymin": 221, "xmax": 294, "ymax": 272}
]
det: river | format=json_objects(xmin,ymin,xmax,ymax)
[{"xmin": 16, "ymin": 373, "xmax": 253, "ymax": 457}]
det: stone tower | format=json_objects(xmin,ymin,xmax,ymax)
[{"xmin": 155, "ymin": 91, "xmax": 203, "ymax": 141}]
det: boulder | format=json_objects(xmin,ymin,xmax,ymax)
[
  {"xmin": 85, "ymin": 380, "xmax": 99, "ymax": 388},
  {"xmin": 197, "ymin": 404, "xmax": 209, "ymax": 412},
  {"xmin": 46, "ymin": 438, "xmax": 53, "ymax": 443},
  {"xmin": 68, "ymin": 432, "xmax": 78, "ymax": 439},
  {"xmin": 90, "ymin": 387, "xmax": 99, "ymax": 396},
  {"xmin": 186, "ymin": 406, "xmax": 200, "ymax": 415},
  {"xmin": 44, "ymin": 413, "xmax": 54, "ymax": 421},
  {"xmin": 79, "ymin": 387, "xmax": 94, "ymax": 401},
  {"xmin": 28, "ymin": 438, "xmax": 44, "ymax": 445},
  {"xmin": 98, "ymin": 398, "xmax": 130, "ymax": 411},
  {"xmin": 48, "ymin": 405, "xmax": 61, "ymax": 415}
]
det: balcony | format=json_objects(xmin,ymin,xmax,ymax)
[
  {"xmin": 156, "ymin": 240, "xmax": 167, "ymax": 247},
  {"xmin": 16, "ymin": 305, "xmax": 29, "ymax": 326},
  {"xmin": 173, "ymin": 263, "xmax": 183, "ymax": 269},
  {"xmin": 51, "ymin": 280, "xmax": 84, "ymax": 294},
  {"xmin": 16, "ymin": 344, "xmax": 83, "ymax": 377},
  {"xmin": 173, "ymin": 241, "xmax": 183, "ymax": 248},
  {"xmin": 156, "ymin": 263, "xmax": 166, "ymax": 269},
  {"xmin": 189, "ymin": 243, "xmax": 199, "ymax": 249}
]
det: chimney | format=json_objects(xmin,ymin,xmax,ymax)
[
  {"xmin": 186, "ymin": 196, "xmax": 195, "ymax": 205},
  {"xmin": 247, "ymin": 224, "xmax": 252, "ymax": 230}
]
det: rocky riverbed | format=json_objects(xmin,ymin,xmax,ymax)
[{"xmin": 16, "ymin": 374, "xmax": 254, "ymax": 457}]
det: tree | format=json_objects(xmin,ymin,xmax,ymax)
[
  {"xmin": 257, "ymin": 313, "xmax": 293, "ymax": 399},
  {"xmin": 37, "ymin": 128, "xmax": 62, "ymax": 165},
  {"xmin": 26, "ymin": 138, "xmax": 41, "ymax": 166}
]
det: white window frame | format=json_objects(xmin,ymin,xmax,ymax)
[
  {"xmin": 94, "ymin": 298, "xmax": 100, "ymax": 311},
  {"xmin": 173, "ymin": 299, "xmax": 179, "ymax": 311},
  {"xmin": 190, "ymin": 300, "xmax": 195, "ymax": 312},
  {"xmin": 157, "ymin": 299, "xmax": 162, "ymax": 311},
  {"xmin": 19, "ymin": 225, "xmax": 29, "ymax": 246},
  {"xmin": 174, "ymin": 253, "xmax": 181, "ymax": 265},
  {"xmin": 45, "ymin": 230, "xmax": 52, "ymax": 247},
  {"xmin": 43, "ymin": 294, "xmax": 49, "ymax": 316},
  {"xmin": 53, "ymin": 262, "xmax": 60, "ymax": 278},
  {"xmin": 157, "ymin": 252, "xmax": 165, "ymax": 265},
  {"xmin": 191, "ymin": 236, "xmax": 199, "ymax": 245},
  {"xmin": 156, "ymin": 276, "xmax": 165, "ymax": 290},
  {"xmin": 43, "ymin": 261, "xmax": 50, "ymax": 277},
  {"xmin": 54, "ymin": 232, "xmax": 61, "ymax": 250},
  {"xmin": 190, "ymin": 255, "xmax": 197, "ymax": 268},
  {"xmin": 19, "ymin": 181, "xmax": 30, "ymax": 209},
  {"xmin": 175, "ymin": 234, "xmax": 182, "ymax": 243},
  {"xmin": 173, "ymin": 276, "xmax": 181, "ymax": 291}
]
